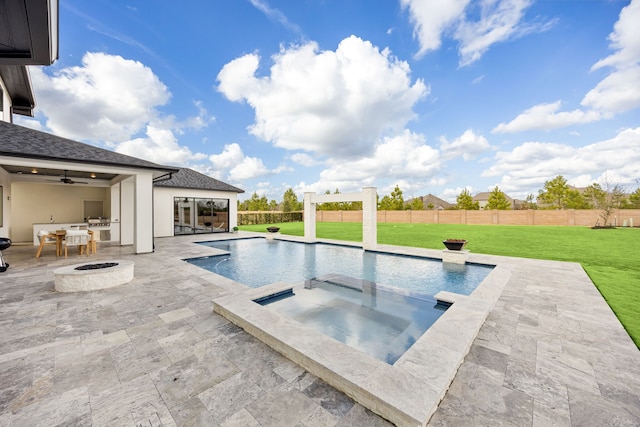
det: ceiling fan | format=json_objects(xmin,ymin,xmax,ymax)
[{"xmin": 46, "ymin": 170, "xmax": 88, "ymax": 185}]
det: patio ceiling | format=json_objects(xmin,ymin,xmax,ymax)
[{"xmin": 1, "ymin": 165, "xmax": 117, "ymax": 182}]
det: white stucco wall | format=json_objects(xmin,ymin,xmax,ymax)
[
  {"xmin": 0, "ymin": 77, "xmax": 10, "ymax": 123},
  {"xmin": 10, "ymin": 181, "xmax": 109, "ymax": 242},
  {"xmin": 153, "ymin": 187, "xmax": 239, "ymax": 238}
]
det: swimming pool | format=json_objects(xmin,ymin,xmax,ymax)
[{"xmin": 188, "ymin": 238, "xmax": 493, "ymax": 296}]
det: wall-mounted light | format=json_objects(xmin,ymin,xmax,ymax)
[
  {"xmin": 31, "ymin": 168, "xmax": 38, "ymax": 174},
  {"xmin": 90, "ymin": 173, "xmax": 96, "ymax": 179}
]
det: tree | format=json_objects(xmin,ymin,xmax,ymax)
[
  {"xmin": 485, "ymin": 186, "xmax": 511, "ymax": 210},
  {"xmin": 246, "ymin": 192, "xmax": 269, "ymax": 211},
  {"xmin": 626, "ymin": 186, "xmax": 640, "ymax": 209},
  {"xmin": 282, "ymin": 188, "xmax": 302, "ymax": 212},
  {"xmin": 456, "ymin": 189, "xmax": 479, "ymax": 210},
  {"xmin": 537, "ymin": 175, "xmax": 570, "ymax": 209},
  {"xmin": 583, "ymin": 183, "xmax": 607, "ymax": 209},
  {"xmin": 593, "ymin": 181, "xmax": 626, "ymax": 226},
  {"xmin": 564, "ymin": 189, "xmax": 590, "ymax": 209},
  {"xmin": 268, "ymin": 199, "xmax": 278, "ymax": 211},
  {"xmin": 378, "ymin": 185, "xmax": 404, "ymax": 210},
  {"xmin": 406, "ymin": 197, "xmax": 424, "ymax": 210},
  {"xmin": 522, "ymin": 194, "xmax": 537, "ymax": 210}
]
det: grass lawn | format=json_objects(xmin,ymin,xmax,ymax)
[{"xmin": 240, "ymin": 222, "xmax": 640, "ymax": 348}]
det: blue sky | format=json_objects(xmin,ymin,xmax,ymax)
[{"xmin": 19, "ymin": 0, "xmax": 640, "ymax": 202}]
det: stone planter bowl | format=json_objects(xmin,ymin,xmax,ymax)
[{"xmin": 443, "ymin": 240, "xmax": 467, "ymax": 251}]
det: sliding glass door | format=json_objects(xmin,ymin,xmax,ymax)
[{"xmin": 174, "ymin": 197, "xmax": 229, "ymax": 235}]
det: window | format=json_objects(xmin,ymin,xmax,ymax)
[{"xmin": 174, "ymin": 197, "xmax": 229, "ymax": 235}]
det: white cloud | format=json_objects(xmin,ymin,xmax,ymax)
[
  {"xmin": 493, "ymin": 1, "xmax": 640, "ymax": 133},
  {"xmin": 400, "ymin": 0, "xmax": 470, "ymax": 57},
  {"xmin": 290, "ymin": 153, "xmax": 321, "ymax": 167},
  {"xmin": 115, "ymin": 125, "xmax": 207, "ymax": 165},
  {"xmin": 207, "ymin": 143, "xmax": 283, "ymax": 182},
  {"xmin": 27, "ymin": 52, "xmax": 213, "ymax": 166},
  {"xmin": 401, "ymin": 0, "xmax": 548, "ymax": 65},
  {"xmin": 30, "ymin": 52, "xmax": 170, "ymax": 142},
  {"xmin": 217, "ymin": 36, "xmax": 428, "ymax": 159},
  {"xmin": 249, "ymin": 0, "xmax": 301, "ymax": 33},
  {"xmin": 300, "ymin": 130, "xmax": 441, "ymax": 194},
  {"xmin": 209, "ymin": 143, "xmax": 245, "ymax": 170},
  {"xmin": 440, "ymin": 129, "xmax": 492, "ymax": 160},
  {"xmin": 492, "ymin": 101, "xmax": 603, "ymax": 133},
  {"xmin": 482, "ymin": 127, "xmax": 640, "ymax": 193},
  {"xmin": 13, "ymin": 117, "xmax": 46, "ymax": 132},
  {"xmin": 590, "ymin": 0, "xmax": 640, "ymax": 71},
  {"xmin": 454, "ymin": 0, "xmax": 545, "ymax": 67},
  {"xmin": 229, "ymin": 157, "xmax": 270, "ymax": 181}
]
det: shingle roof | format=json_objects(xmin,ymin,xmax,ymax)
[
  {"xmin": 0, "ymin": 121, "xmax": 177, "ymax": 172},
  {"xmin": 154, "ymin": 168, "xmax": 244, "ymax": 193}
]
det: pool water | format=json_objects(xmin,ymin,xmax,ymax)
[
  {"xmin": 188, "ymin": 238, "xmax": 493, "ymax": 296},
  {"xmin": 256, "ymin": 275, "xmax": 451, "ymax": 364}
]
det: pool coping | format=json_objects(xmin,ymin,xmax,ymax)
[{"xmin": 211, "ymin": 238, "xmax": 514, "ymax": 426}]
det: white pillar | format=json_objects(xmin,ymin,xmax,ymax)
[
  {"xmin": 110, "ymin": 184, "xmax": 121, "ymax": 243},
  {"xmin": 304, "ymin": 192, "xmax": 316, "ymax": 243},
  {"xmin": 362, "ymin": 187, "xmax": 377, "ymax": 250},
  {"xmin": 134, "ymin": 172, "xmax": 154, "ymax": 254},
  {"xmin": 120, "ymin": 178, "xmax": 135, "ymax": 246}
]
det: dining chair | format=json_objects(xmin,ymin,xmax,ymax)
[
  {"xmin": 35, "ymin": 230, "xmax": 57, "ymax": 258},
  {"xmin": 63, "ymin": 230, "xmax": 89, "ymax": 258},
  {"xmin": 87, "ymin": 230, "xmax": 97, "ymax": 254}
]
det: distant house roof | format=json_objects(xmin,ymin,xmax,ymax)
[
  {"xmin": 420, "ymin": 194, "xmax": 453, "ymax": 209},
  {"xmin": 473, "ymin": 192, "xmax": 514, "ymax": 202},
  {"xmin": 0, "ymin": 121, "xmax": 177, "ymax": 172},
  {"xmin": 154, "ymin": 167, "xmax": 244, "ymax": 193}
]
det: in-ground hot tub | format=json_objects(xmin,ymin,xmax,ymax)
[{"xmin": 54, "ymin": 260, "xmax": 134, "ymax": 292}]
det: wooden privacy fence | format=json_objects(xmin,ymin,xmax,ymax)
[{"xmin": 313, "ymin": 209, "xmax": 640, "ymax": 227}]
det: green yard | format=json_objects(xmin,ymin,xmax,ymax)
[{"xmin": 240, "ymin": 222, "xmax": 640, "ymax": 348}]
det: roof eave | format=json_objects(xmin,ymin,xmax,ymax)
[
  {"xmin": 0, "ymin": 65, "xmax": 36, "ymax": 116},
  {"xmin": 0, "ymin": 0, "xmax": 59, "ymax": 66}
]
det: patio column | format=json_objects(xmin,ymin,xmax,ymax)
[
  {"xmin": 134, "ymin": 172, "xmax": 154, "ymax": 254},
  {"xmin": 120, "ymin": 179, "xmax": 135, "ymax": 246}
]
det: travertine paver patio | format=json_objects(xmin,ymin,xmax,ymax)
[{"xmin": 0, "ymin": 233, "xmax": 638, "ymax": 426}]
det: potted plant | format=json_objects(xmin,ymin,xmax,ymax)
[
  {"xmin": 443, "ymin": 239, "xmax": 467, "ymax": 251},
  {"xmin": 232, "ymin": 226, "xmax": 239, "ymax": 233}
]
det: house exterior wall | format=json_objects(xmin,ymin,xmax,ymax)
[
  {"xmin": 153, "ymin": 187, "xmax": 239, "ymax": 238},
  {"xmin": 10, "ymin": 182, "xmax": 109, "ymax": 242},
  {"xmin": 1, "ymin": 77, "xmax": 11, "ymax": 123}
]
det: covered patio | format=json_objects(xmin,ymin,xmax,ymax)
[{"xmin": 0, "ymin": 120, "xmax": 178, "ymax": 254}]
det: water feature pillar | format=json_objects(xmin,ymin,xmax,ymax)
[
  {"xmin": 304, "ymin": 192, "xmax": 316, "ymax": 243},
  {"xmin": 362, "ymin": 187, "xmax": 377, "ymax": 251}
]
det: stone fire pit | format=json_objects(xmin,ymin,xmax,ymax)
[{"xmin": 54, "ymin": 260, "xmax": 134, "ymax": 292}]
